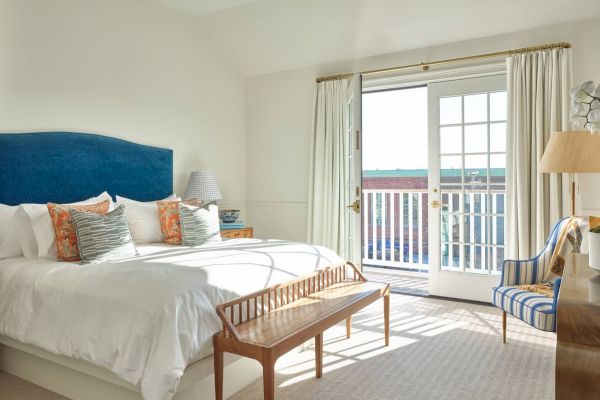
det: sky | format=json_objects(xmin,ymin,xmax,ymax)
[
  {"xmin": 362, "ymin": 87, "xmax": 428, "ymax": 170},
  {"xmin": 362, "ymin": 87, "xmax": 506, "ymax": 171}
]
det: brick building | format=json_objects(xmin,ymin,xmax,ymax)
[{"xmin": 362, "ymin": 169, "xmax": 505, "ymax": 264}]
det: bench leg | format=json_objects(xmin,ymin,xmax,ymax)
[
  {"xmin": 214, "ymin": 348, "xmax": 224, "ymax": 400},
  {"xmin": 315, "ymin": 333, "xmax": 323, "ymax": 378},
  {"xmin": 384, "ymin": 290, "xmax": 390, "ymax": 347},
  {"xmin": 262, "ymin": 351, "xmax": 275, "ymax": 400},
  {"xmin": 346, "ymin": 316, "xmax": 352, "ymax": 339},
  {"xmin": 502, "ymin": 311, "xmax": 507, "ymax": 344}
]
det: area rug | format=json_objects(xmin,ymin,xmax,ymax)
[{"xmin": 229, "ymin": 294, "xmax": 555, "ymax": 400}]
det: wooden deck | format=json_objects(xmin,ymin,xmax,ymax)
[{"xmin": 363, "ymin": 266, "xmax": 428, "ymax": 296}]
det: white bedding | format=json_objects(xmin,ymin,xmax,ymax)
[{"xmin": 0, "ymin": 238, "xmax": 343, "ymax": 400}]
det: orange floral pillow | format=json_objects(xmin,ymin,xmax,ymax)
[
  {"xmin": 157, "ymin": 200, "xmax": 198, "ymax": 244},
  {"xmin": 47, "ymin": 200, "xmax": 111, "ymax": 261}
]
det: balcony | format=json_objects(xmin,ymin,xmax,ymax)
[
  {"xmin": 362, "ymin": 189, "xmax": 429, "ymax": 275},
  {"xmin": 362, "ymin": 188, "xmax": 505, "ymax": 276}
]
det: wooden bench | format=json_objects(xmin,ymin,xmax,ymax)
[{"xmin": 213, "ymin": 262, "xmax": 390, "ymax": 400}]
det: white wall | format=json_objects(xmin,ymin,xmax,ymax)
[
  {"xmin": 245, "ymin": 69, "xmax": 316, "ymax": 240},
  {"xmin": 245, "ymin": 17, "xmax": 600, "ymax": 240},
  {"xmin": 0, "ymin": 0, "xmax": 246, "ymax": 210}
]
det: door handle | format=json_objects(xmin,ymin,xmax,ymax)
[
  {"xmin": 347, "ymin": 200, "xmax": 360, "ymax": 214},
  {"xmin": 431, "ymin": 200, "xmax": 448, "ymax": 209}
]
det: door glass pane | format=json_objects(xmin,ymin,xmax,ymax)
[
  {"xmin": 464, "ymin": 216, "xmax": 472, "ymax": 243},
  {"xmin": 440, "ymin": 126, "xmax": 462, "ymax": 154},
  {"xmin": 452, "ymin": 244, "xmax": 460, "ymax": 268},
  {"xmin": 492, "ymin": 216, "xmax": 504, "ymax": 245},
  {"xmin": 440, "ymin": 96, "xmax": 462, "ymax": 125},
  {"xmin": 490, "ymin": 122, "xmax": 506, "ymax": 152},
  {"xmin": 441, "ymin": 243, "xmax": 449, "ymax": 268},
  {"xmin": 469, "ymin": 246, "xmax": 486, "ymax": 271},
  {"xmin": 490, "ymin": 154, "xmax": 506, "ymax": 187},
  {"xmin": 495, "ymin": 247, "xmax": 504, "ymax": 272},
  {"xmin": 440, "ymin": 155, "xmax": 461, "ymax": 187},
  {"xmin": 441, "ymin": 212, "xmax": 449, "ymax": 242},
  {"xmin": 452, "ymin": 214, "xmax": 460, "ymax": 243},
  {"xmin": 473, "ymin": 215, "xmax": 483, "ymax": 243},
  {"xmin": 493, "ymin": 193, "xmax": 505, "ymax": 214},
  {"xmin": 490, "ymin": 91, "xmax": 507, "ymax": 121},
  {"xmin": 465, "ymin": 244, "xmax": 480, "ymax": 270},
  {"xmin": 464, "ymin": 154, "xmax": 487, "ymax": 188},
  {"xmin": 450, "ymin": 193, "xmax": 461, "ymax": 213},
  {"xmin": 490, "ymin": 153, "xmax": 505, "ymax": 169},
  {"xmin": 464, "ymin": 124, "xmax": 487, "ymax": 153},
  {"xmin": 464, "ymin": 93, "xmax": 487, "ymax": 123}
]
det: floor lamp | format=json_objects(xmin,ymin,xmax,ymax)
[{"xmin": 539, "ymin": 131, "xmax": 600, "ymax": 216}]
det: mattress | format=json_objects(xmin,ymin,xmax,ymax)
[{"xmin": 0, "ymin": 238, "xmax": 343, "ymax": 400}]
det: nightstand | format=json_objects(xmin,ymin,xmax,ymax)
[{"xmin": 221, "ymin": 227, "xmax": 253, "ymax": 239}]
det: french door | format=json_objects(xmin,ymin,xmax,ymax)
[
  {"xmin": 427, "ymin": 75, "xmax": 507, "ymax": 302},
  {"xmin": 346, "ymin": 74, "xmax": 363, "ymax": 265}
]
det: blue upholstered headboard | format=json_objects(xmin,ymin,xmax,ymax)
[{"xmin": 0, "ymin": 132, "xmax": 173, "ymax": 205}]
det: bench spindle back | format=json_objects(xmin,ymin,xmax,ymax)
[{"xmin": 216, "ymin": 262, "xmax": 365, "ymax": 339}]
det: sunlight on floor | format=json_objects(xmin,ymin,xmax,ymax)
[
  {"xmin": 363, "ymin": 267, "xmax": 428, "ymax": 295},
  {"xmin": 230, "ymin": 293, "xmax": 556, "ymax": 400}
]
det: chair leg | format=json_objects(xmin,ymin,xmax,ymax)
[{"xmin": 502, "ymin": 311, "xmax": 507, "ymax": 344}]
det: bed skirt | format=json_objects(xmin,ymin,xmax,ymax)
[{"xmin": 0, "ymin": 335, "xmax": 261, "ymax": 400}]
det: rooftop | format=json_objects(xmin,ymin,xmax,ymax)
[{"xmin": 363, "ymin": 168, "xmax": 506, "ymax": 178}]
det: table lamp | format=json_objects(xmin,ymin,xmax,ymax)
[
  {"xmin": 183, "ymin": 171, "xmax": 222, "ymax": 205},
  {"xmin": 539, "ymin": 131, "xmax": 600, "ymax": 216}
]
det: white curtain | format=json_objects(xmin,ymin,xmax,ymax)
[
  {"xmin": 307, "ymin": 79, "xmax": 349, "ymax": 256},
  {"xmin": 506, "ymin": 48, "xmax": 575, "ymax": 259}
]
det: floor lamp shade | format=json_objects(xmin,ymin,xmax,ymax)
[
  {"xmin": 539, "ymin": 131, "xmax": 600, "ymax": 173},
  {"xmin": 183, "ymin": 171, "xmax": 222, "ymax": 203}
]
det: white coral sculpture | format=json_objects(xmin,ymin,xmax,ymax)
[{"xmin": 570, "ymin": 81, "xmax": 600, "ymax": 134}]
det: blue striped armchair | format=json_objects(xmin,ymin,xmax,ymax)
[{"xmin": 492, "ymin": 217, "xmax": 570, "ymax": 342}]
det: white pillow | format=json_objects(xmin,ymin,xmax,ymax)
[
  {"xmin": 14, "ymin": 205, "xmax": 41, "ymax": 258},
  {"xmin": 0, "ymin": 204, "xmax": 23, "ymax": 259},
  {"xmin": 28, "ymin": 192, "xmax": 114, "ymax": 259},
  {"xmin": 116, "ymin": 194, "xmax": 178, "ymax": 244}
]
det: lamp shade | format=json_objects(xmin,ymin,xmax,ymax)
[
  {"xmin": 183, "ymin": 171, "xmax": 222, "ymax": 203},
  {"xmin": 539, "ymin": 131, "xmax": 600, "ymax": 173}
]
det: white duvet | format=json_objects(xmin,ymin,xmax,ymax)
[{"xmin": 0, "ymin": 238, "xmax": 343, "ymax": 400}]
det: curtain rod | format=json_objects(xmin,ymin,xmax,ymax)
[{"xmin": 315, "ymin": 42, "xmax": 571, "ymax": 83}]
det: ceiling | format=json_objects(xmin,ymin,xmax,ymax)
[{"xmin": 156, "ymin": 0, "xmax": 600, "ymax": 76}]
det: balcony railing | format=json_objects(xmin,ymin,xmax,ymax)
[
  {"xmin": 362, "ymin": 188, "xmax": 505, "ymax": 275},
  {"xmin": 362, "ymin": 189, "xmax": 429, "ymax": 274}
]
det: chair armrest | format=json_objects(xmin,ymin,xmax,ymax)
[{"xmin": 500, "ymin": 258, "xmax": 540, "ymax": 286}]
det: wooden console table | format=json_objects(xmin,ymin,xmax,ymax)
[{"xmin": 556, "ymin": 253, "xmax": 600, "ymax": 399}]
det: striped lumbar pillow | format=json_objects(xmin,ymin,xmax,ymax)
[
  {"xmin": 69, "ymin": 205, "xmax": 138, "ymax": 264},
  {"xmin": 179, "ymin": 203, "xmax": 221, "ymax": 246}
]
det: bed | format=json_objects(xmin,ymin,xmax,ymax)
[{"xmin": 0, "ymin": 132, "xmax": 343, "ymax": 400}]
